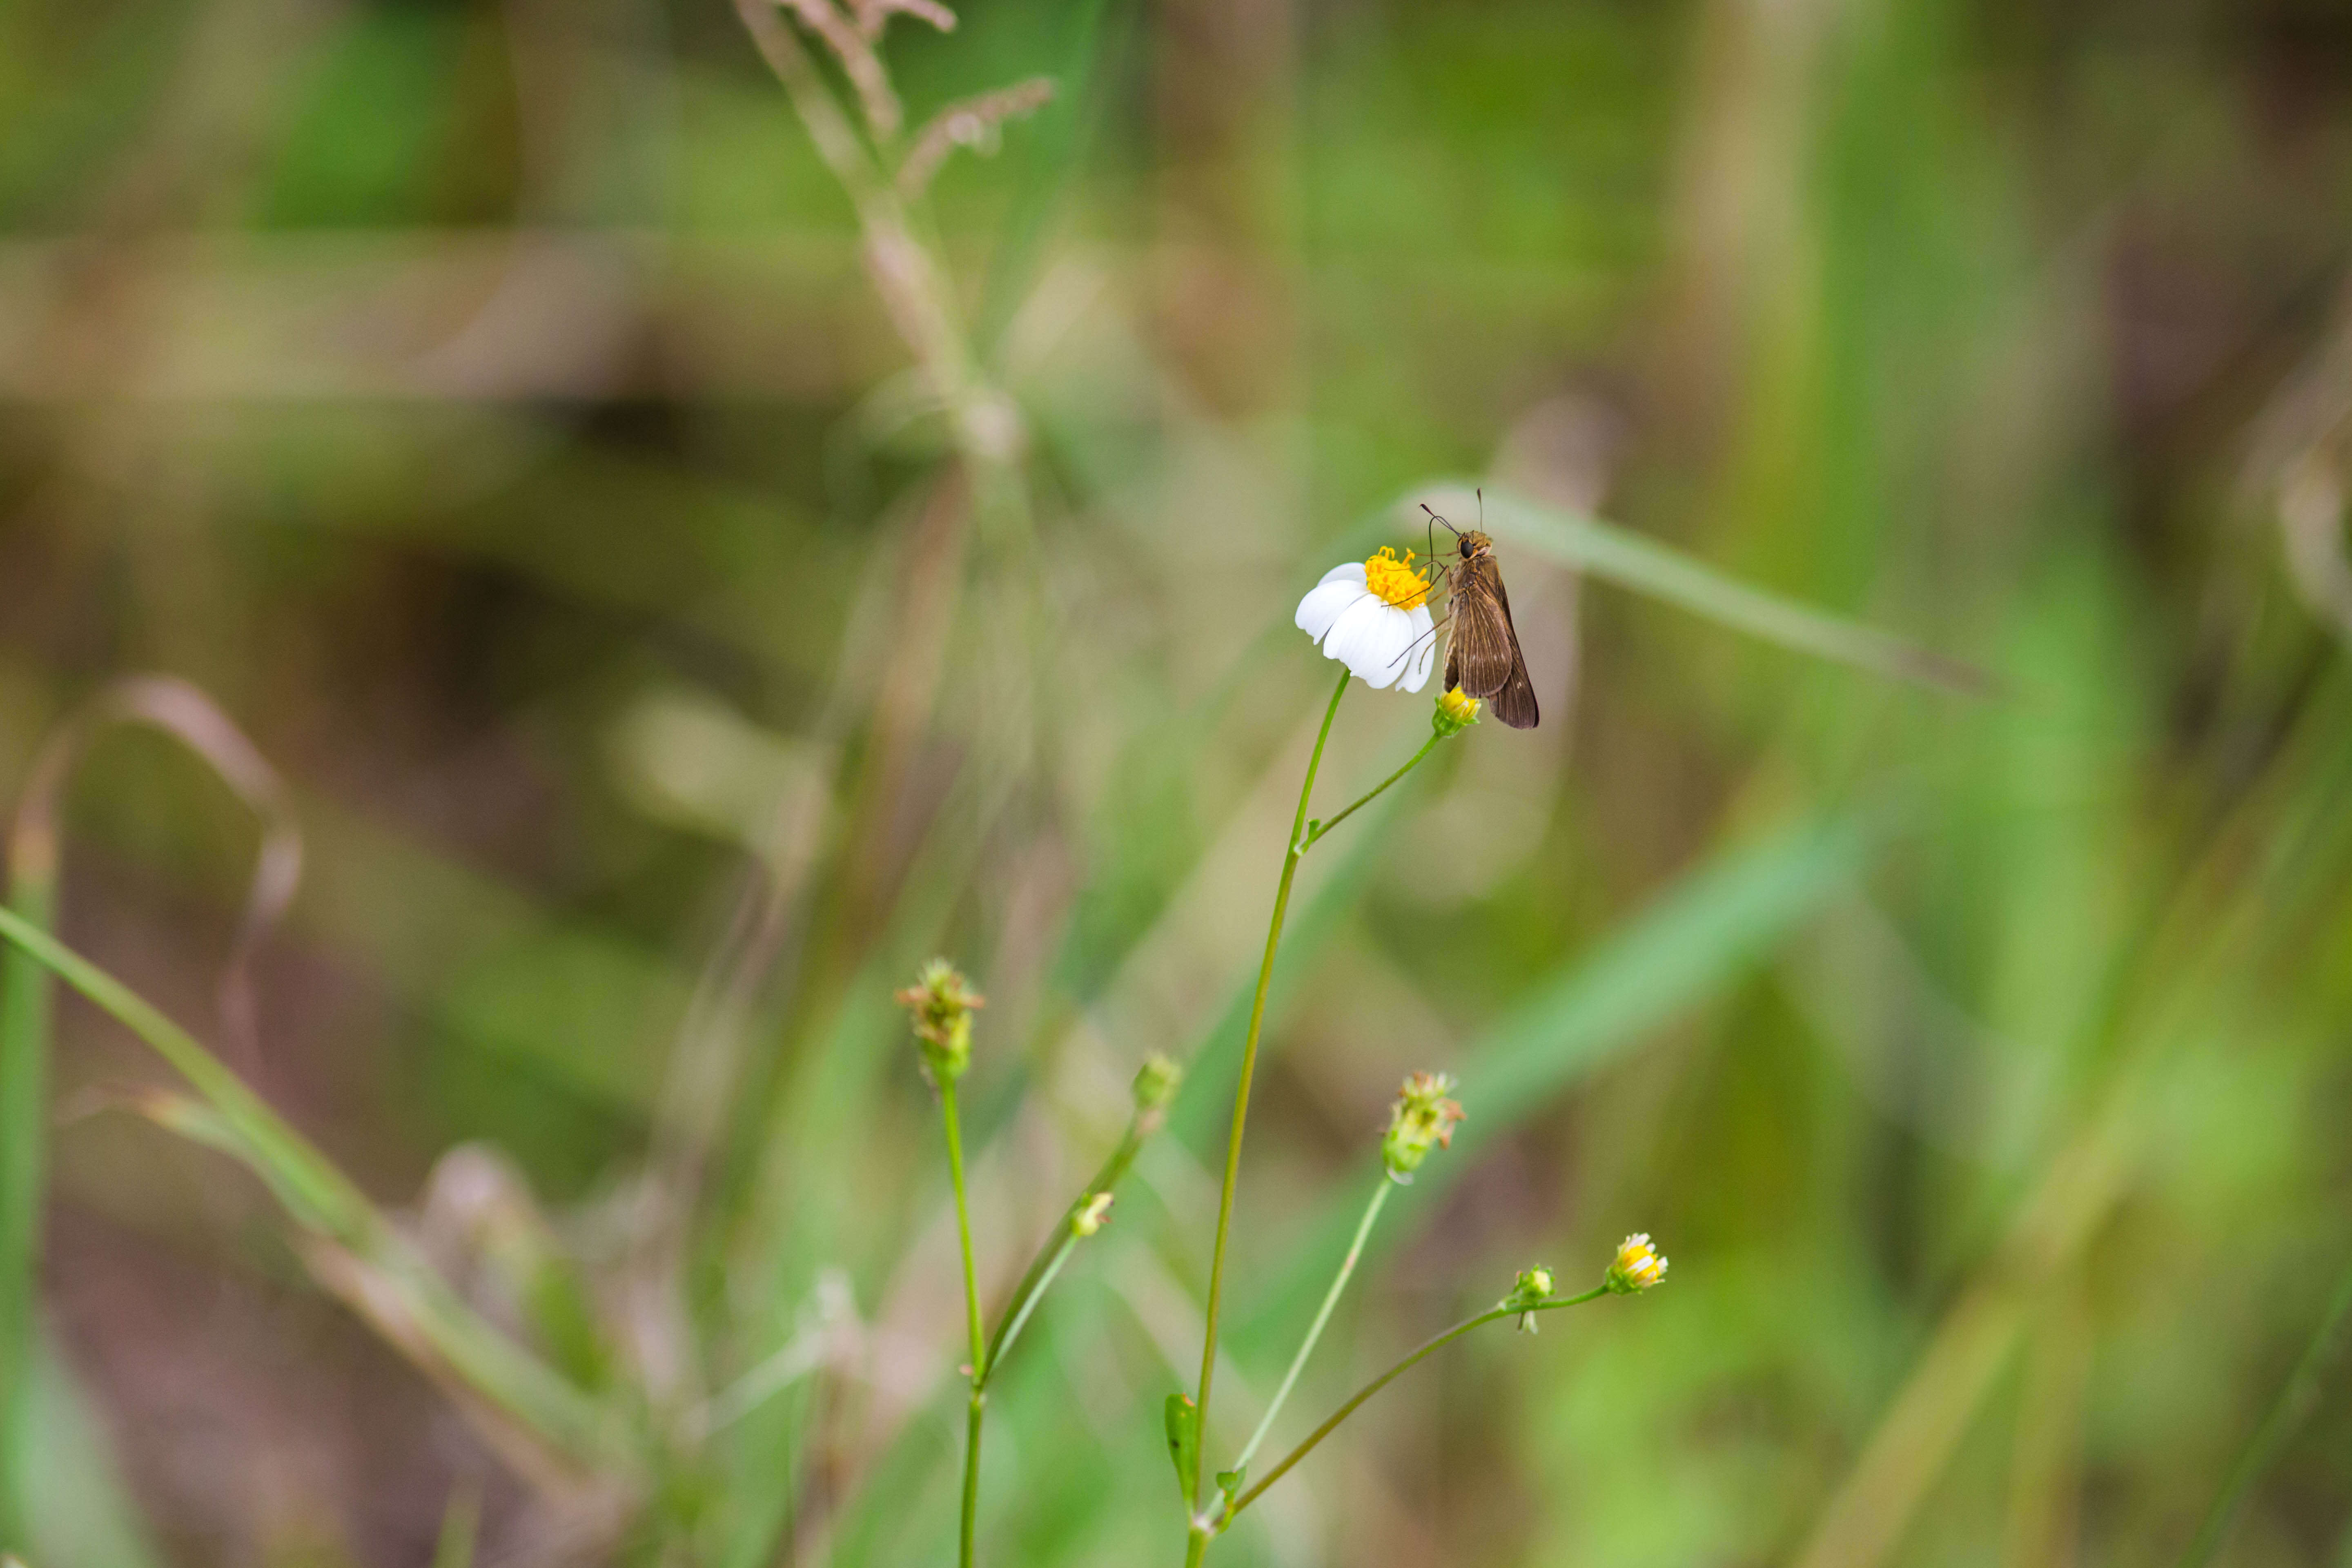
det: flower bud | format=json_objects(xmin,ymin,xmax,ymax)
[
  {"xmin": 1605, "ymin": 1233, "xmax": 1668, "ymax": 1294},
  {"xmin": 895, "ymin": 958, "xmax": 984, "ymax": 1083},
  {"xmin": 1381, "ymin": 1071, "xmax": 1465, "ymax": 1183},
  {"xmin": 1133, "ymin": 1053, "xmax": 1184, "ymax": 1114},
  {"xmin": 1503, "ymin": 1265, "xmax": 1554, "ymax": 1332},
  {"xmin": 1071, "ymin": 1192, "xmax": 1114, "ymax": 1237},
  {"xmin": 1433, "ymin": 686, "xmax": 1482, "ymax": 737}
]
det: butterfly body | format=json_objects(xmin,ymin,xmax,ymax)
[{"xmin": 1442, "ymin": 529, "xmax": 1540, "ymax": 729}]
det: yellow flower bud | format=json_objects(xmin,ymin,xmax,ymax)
[
  {"xmin": 1434, "ymin": 686, "xmax": 1482, "ymax": 737},
  {"xmin": 1606, "ymin": 1233, "xmax": 1668, "ymax": 1294}
]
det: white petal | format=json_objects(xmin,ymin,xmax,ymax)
[
  {"xmin": 1295, "ymin": 578, "xmax": 1371, "ymax": 642},
  {"xmin": 1348, "ymin": 605, "xmax": 1413, "ymax": 690},
  {"xmin": 1319, "ymin": 599, "xmax": 1387, "ymax": 682},
  {"xmin": 1400, "ymin": 605, "xmax": 1437, "ymax": 693},
  {"xmin": 1316, "ymin": 561, "xmax": 1368, "ymax": 589},
  {"xmin": 1375, "ymin": 608, "xmax": 1422, "ymax": 690}
]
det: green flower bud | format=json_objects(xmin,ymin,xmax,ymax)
[
  {"xmin": 1380, "ymin": 1071, "xmax": 1465, "ymax": 1182},
  {"xmin": 1503, "ymin": 1265, "xmax": 1555, "ymax": 1333},
  {"xmin": 895, "ymin": 958, "xmax": 984, "ymax": 1083},
  {"xmin": 1133, "ymin": 1053, "xmax": 1184, "ymax": 1114}
]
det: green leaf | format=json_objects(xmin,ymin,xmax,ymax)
[
  {"xmin": 1213, "ymin": 1467, "xmax": 1246, "ymax": 1520},
  {"xmin": 1164, "ymin": 1393, "xmax": 1200, "ymax": 1508}
]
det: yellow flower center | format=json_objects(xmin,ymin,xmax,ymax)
[{"xmin": 1363, "ymin": 547, "xmax": 1430, "ymax": 610}]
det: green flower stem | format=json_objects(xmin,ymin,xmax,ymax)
[
  {"xmin": 1227, "ymin": 1286, "xmax": 1608, "ymax": 1523},
  {"xmin": 1191, "ymin": 665, "xmax": 1351, "ymax": 1516},
  {"xmin": 1303, "ymin": 732, "xmax": 1444, "ymax": 850},
  {"xmin": 0, "ymin": 876, "xmax": 54, "ymax": 1553},
  {"xmin": 960, "ymin": 1394, "xmax": 984, "ymax": 1565},
  {"xmin": 939, "ymin": 1078, "xmax": 988, "ymax": 1568},
  {"xmin": 2176, "ymin": 1250, "xmax": 2352, "ymax": 1568},
  {"xmin": 987, "ymin": 1236, "xmax": 1075, "ymax": 1379},
  {"xmin": 1232, "ymin": 1174, "xmax": 1392, "ymax": 1476},
  {"xmin": 982, "ymin": 1103, "xmax": 1162, "ymax": 1384}
]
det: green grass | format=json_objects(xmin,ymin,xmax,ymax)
[{"xmin": 4, "ymin": 0, "xmax": 2352, "ymax": 1563}]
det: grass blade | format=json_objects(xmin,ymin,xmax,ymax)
[
  {"xmin": 0, "ymin": 880, "xmax": 52, "ymax": 1557},
  {"xmin": 1406, "ymin": 481, "xmax": 1994, "ymax": 696},
  {"xmin": 0, "ymin": 907, "xmax": 641, "ymax": 1484},
  {"xmin": 18, "ymin": 1332, "xmax": 163, "ymax": 1568},
  {"xmin": 2175, "ymin": 1250, "xmax": 2352, "ymax": 1568},
  {"xmin": 432, "ymin": 1478, "xmax": 483, "ymax": 1568},
  {"xmin": 2, "ymin": 676, "xmax": 303, "ymax": 1553},
  {"xmin": 1241, "ymin": 810, "xmax": 1882, "ymax": 1338},
  {"xmin": 1459, "ymin": 811, "xmax": 1882, "ymax": 1116}
]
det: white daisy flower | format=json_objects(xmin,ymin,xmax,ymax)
[{"xmin": 1294, "ymin": 548, "xmax": 1437, "ymax": 692}]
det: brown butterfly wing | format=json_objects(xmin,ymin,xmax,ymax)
[
  {"xmin": 1486, "ymin": 566, "xmax": 1539, "ymax": 729},
  {"xmin": 1447, "ymin": 557, "xmax": 1540, "ymax": 729},
  {"xmin": 1490, "ymin": 650, "xmax": 1539, "ymax": 729},
  {"xmin": 1447, "ymin": 558, "xmax": 1516, "ymax": 696}
]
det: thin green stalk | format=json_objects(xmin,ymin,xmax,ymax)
[
  {"xmin": 987, "ymin": 1235, "xmax": 1075, "ymax": 1379},
  {"xmin": 2176, "ymin": 1251, "xmax": 2352, "ymax": 1568},
  {"xmin": 1304, "ymin": 734, "xmax": 1443, "ymax": 849},
  {"xmin": 0, "ymin": 875, "xmax": 54, "ymax": 1555},
  {"xmin": 432, "ymin": 1477, "xmax": 482, "ymax": 1568},
  {"xmin": 1233, "ymin": 1175, "xmax": 1392, "ymax": 1475},
  {"xmin": 939, "ymin": 1078, "xmax": 987, "ymax": 1568},
  {"xmin": 982, "ymin": 1102, "xmax": 1160, "ymax": 1384},
  {"xmin": 1191, "ymin": 666, "xmax": 1351, "ymax": 1513},
  {"xmin": 1227, "ymin": 1287, "xmax": 1607, "ymax": 1522},
  {"xmin": 959, "ymin": 1394, "xmax": 984, "ymax": 1565}
]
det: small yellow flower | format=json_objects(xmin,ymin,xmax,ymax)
[
  {"xmin": 1606, "ymin": 1233, "xmax": 1668, "ymax": 1294},
  {"xmin": 1433, "ymin": 685, "xmax": 1482, "ymax": 737},
  {"xmin": 1071, "ymin": 1192, "xmax": 1114, "ymax": 1236},
  {"xmin": 895, "ymin": 958, "xmax": 984, "ymax": 1082},
  {"xmin": 1381, "ymin": 1071, "xmax": 1466, "ymax": 1182}
]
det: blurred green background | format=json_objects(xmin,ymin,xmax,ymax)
[{"xmin": 3, "ymin": 0, "xmax": 2352, "ymax": 1564}]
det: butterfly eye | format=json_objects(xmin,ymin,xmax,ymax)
[{"xmin": 1459, "ymin": 538, "xmax": 1474, "ymax": 559}]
